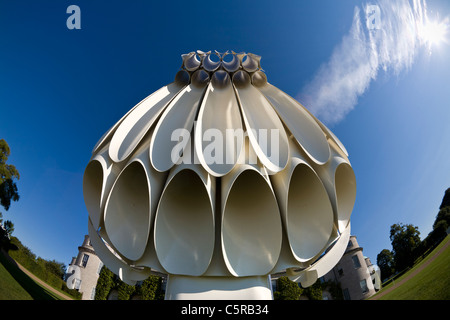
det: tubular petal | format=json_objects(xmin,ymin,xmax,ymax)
[
  {"xmin": 88, "ymin": 220, "xmax": 150, "ymax": 285},
  {"xmin": 221, "ymin": 164, "xmax": 282, "ymax": 276},
  {"xmin": 83, "ymin": 145, "xmax": 124, "ymax": 230},
  {"xmin": 233, "ymin": 80, "xmax": 289, "ymax": 173},
  {"xmin": 195, "ymin": 71, "xmax": 244, "ymax": 177},
  {"xmin": 258, "ymin": 83, "xmax": 330, "ymax": 165},
  {"xmin": 270, "ymin": 143, "xmax": 334, "ymax": 262},
  {"xmin": 311, "ymin": 147, "xmax": 356, "ymax": 233},
  {"xmin": 154, "ymin": 166, "xmax": 215, "ymax": 276},
  {"xmin": 109, "ymin": 82, "xmax": 185, "ymax": 163},
  {"xmin": 150, "ymin": 84, "xmax": 206, "ymax": 172}
]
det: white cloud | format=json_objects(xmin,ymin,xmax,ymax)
[{"xmin": 298, "ymin": 0, "xmax": 441, "ymax": 125}]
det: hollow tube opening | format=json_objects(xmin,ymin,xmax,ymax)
[
  {"xmin": 104, "ymin": 161, "xmax": 151, "ymax": 261},
  {"xmin": 335, "ymin": 163, "xmax": 356, "ymax": 231},
  {"xmin": 154, "ymin": 169, "xmax": 215, "ymax": 276},
  {"xmin": 83, "ymin": 160, "xmax": 104, "ymax": 228},
  {"xmin": 286, "ymin": 164, "xmax": 334, "ymax": 262},
  {"xmin": 222, "ymin": 170, "xmax": 282, "ymax": 276}
]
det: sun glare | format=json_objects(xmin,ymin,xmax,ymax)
[{"xmin": 421, "ymin": 18, "xmax": 449, "ymax": 47}]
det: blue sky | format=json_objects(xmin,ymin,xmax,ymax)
[{"xmin": 1, "ymin": 0, "xmax": 449, "ymax": 273}]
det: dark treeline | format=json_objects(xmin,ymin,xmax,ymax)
[{"xmin": 377, "ymin": 188, "xmax": 450, "ymax": 281}]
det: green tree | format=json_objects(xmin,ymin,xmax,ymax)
[
  {"xmin": 0, "ymin": 139, "xmax": 20, "ymax": 211},
  {"xmin": 439, "ymin": 187, "xmax": 450, "ymax": 209},
  {"xmin": 376, "ymin": 249, "xmax": 395, "ymax": 281},
  {"xmin": 273, "ymin": 276, "xmax": 303, "ymax": 300},
  {"xmin": 95, "ymin": 266, "xmax": 116, "ymax": 300},
  {"xmin": 433, "ymin": 206, "xmax": 450, "ymax": 230},
  {"xmin": 117, "ymin": 281, "xmax": 136, "ymax": 300},
  {"xmin": 38, "ymin": 258, "xmax": 66, "ymax": 279},
  {"xmin": 303, "ymin": 281, "xmax": 323, "ymax": 300},
  {"xmin": 94, "ymin": 266, "xmax": 164, "ymax": 300},
  {"xmin": 2, "ymin": 220, "xmax": 14, "ymax": 236},
  {"xmin": 139, "ymin": 276, "xmax": 164, "ymax": 300},
  {"xmin": 389, "ymin": 223, "xmax": 421, "ymax": 271}
]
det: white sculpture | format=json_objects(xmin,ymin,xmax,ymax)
[{"xmin": 83, "ymin": 50, "xmax": 356, "ymax": 300}]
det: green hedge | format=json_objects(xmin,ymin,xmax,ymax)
[
  {"xmin": 95, "ymin": 265, "xmax": 164, "ymax": 300},
  {"xmin": 7, "ymin": 236, "xmax": 82, "ymax": 300},
  {"xmin": 274, "ymin": 276, "xmax": 343, "ymax": 300}
]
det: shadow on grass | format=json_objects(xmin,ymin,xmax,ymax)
[{"xmin": 0, "ymin": 250, "xmax": 57, "ymax": 300}]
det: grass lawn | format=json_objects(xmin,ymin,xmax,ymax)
[
  {"xmin": 0, "ymin": 253, "xmax": 33, "ymax": 300},
  {"xmin": 0, "ymin": 251, "xmax": 62, "ymax": 300},
  {"xmin": 372, "ymin": 235, "xmax": 450, "ymax": 300}
]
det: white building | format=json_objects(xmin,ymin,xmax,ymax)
[
  {"xmin": 321, "ymin": 235, "xmax": 381, "ymax": 300},
  {"xmin": 65, "ymin": 235, "xmax": 103, "ymax": 300}
]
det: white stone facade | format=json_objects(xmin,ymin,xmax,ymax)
[
  {"xmin": 321, "ymin": 235, "xmax": 380, "ymax": 300},
  {"xmin": 65, "ymin": 235, "xmax": 103, "ymax": 300}
]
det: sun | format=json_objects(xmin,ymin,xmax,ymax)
[{"xmin": 421, "ymin": 18, "xmax": 449, "ymax": 47}]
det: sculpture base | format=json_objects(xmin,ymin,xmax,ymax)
[{"xmin": 164, "ymin": 275, "xmax": 273, "ymax": 300}]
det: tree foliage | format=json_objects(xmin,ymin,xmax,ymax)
[
  {"xmin": 376, "ymin": 249, "xmax": 395, "ymax": 281},
  {"xmin": 439, "ymin": 188, "xmax": 450, "ymax": 209},
  {"xmin": 0, "ymin": 139, "xmax": 20, "ymax": 211},
  {"xmin": 94, "ymin": 266, "xmax": 164, "ymax": 300},
  {"xmin": 273, "ymin": 276, "xmax": 303, "ymax": 300},
  {"xmin": 389, "ymin": 223, "xmax": 421, "ymax": 271},
  {"xmin": 140, "ymin": 276, "xmax": 164, "ymax": 300},
  {"xmin": 274, "ymin": 276, "xmax": 343, "ymax": 300},
  {"xmin": 94, "ymin": 266, "xmax": 116, "ymax": 300},
  {"xmin": 433, "ymin": 206, "xmax": 450, "ymax": 230}
]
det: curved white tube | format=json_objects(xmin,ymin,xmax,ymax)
[
  {"xmin": 269, "ymin": 229, "xmax": 308, "ymax": 274},
  {"xmin": 270, "ymin": 140, "xmax": 334, "ymax": 263},
  {"xmin": 133, "ymin": 221, "xmax": 168, "ymax": 274},
  {"xmin": 88, "ymin": 219, "xmax": 150, "ymax": 285},
  {"xmin": 154, "ymin": 164, "xmax": 215, "ymax": 276},
  {"xmin": 221, "ymin": 162, "xmax": 282, "ymax": 277},
  {"xmin": 309, "ymin": 222, "xmax": 351, "ymax": 278},
  {"xmin": 104, "ymin": 134, "xmax": 167, "ymax": 262},
  {"xmin": 150, "ymin": 83, "xmax": 207, "ymax": 172},
  {"xmin": 233, "ymin": 71, "xmax": 289, "ymax": 173},
  {"xmin": 286, "ymin": 222, "xmax": 351, "ymax": 285},
  {"xmin": 83, "ymin": 145, "xmax": 124, "ymax": 231},
  {"xmin": 297, "ymin": 100, "xmax": 349, "ymax": 157},
  {"xmin": 92, "ymin": 105, "xmax": 139, "ymax": 155},
  {"xmin": 182, "ymin": 52, "xmax": 201, "ymax": 71},
  {"xmin": 222, "ymin": 51, "xmax": 240, "ymax": 73},
  {"xmin": 195, "ymin": 71, "xmax": 244, "ymax": 177},
  {"xmin": 312, "ymin": 147, "xmax": 356, "ymax": 232},
  {"xmin": 109, "ymin": 82, "xmax": 185, "ymax": 163},
  {"xmin": 202, "ymin": 51, "xmax": 221, "ymax": 72},
  {"xmin": 240, "ymin": 53, "xmax": 261, "ymax": 72},
  {"xmin": 257, "ymin": 81, "xmax": 331, "ymax": 165}
]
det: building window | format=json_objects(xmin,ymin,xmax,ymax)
[
  {"xmin": 343, "ymin": 288, "xmax": 351, "ymax": 300},
  {"xmin": 360, "ymin": 279, "xmax": 368, "ymax": 293},
  {"xmin": 74, "ymin": 278, "xmax": 82, "ymax": 290},
  {"xmin": 82, "ymin": 254, "xmax": 89, "ymax": 267},
  {"xmin": 347, "ymin": 240, "xmax": 353, "ymax": 248},
  {"xmin": 90, "ymin": 287, "xmax": 96, "ymax": 300},
  {"xmin": 352, "ymin": 255, "xmax": 361, "ymax": 268}
]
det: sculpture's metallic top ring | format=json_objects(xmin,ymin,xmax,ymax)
[{"xmin": 177, "ymin": 50, "xmax": 267, "ymax": 88}]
